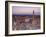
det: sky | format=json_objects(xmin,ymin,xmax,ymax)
[{"xmin": 12, "ymin": 6, "xmax": 41, "ymax": 15}]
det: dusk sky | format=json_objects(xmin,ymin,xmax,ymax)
[{"xmin": 12, "ymin": 6, "xmax": 41, "ymax": 15}]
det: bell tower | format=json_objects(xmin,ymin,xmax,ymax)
[
  {"xmin": 33, "ymin": 10, "xmax": 34, "ymax": 20},
  {"xmin": 32, "ymin": 10, "xmax": 35, "ymax": 26}
]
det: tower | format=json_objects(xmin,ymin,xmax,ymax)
[
  {"xmin": 33, "ymin": 10, "xmax": 34, "ymax": 20},
  {"xmin": 32, "ymin": 10, "xmax": 35, "ymax": 26}
]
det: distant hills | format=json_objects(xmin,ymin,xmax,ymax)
[{"xmin": 12, "ymin": 13, "xmax": 40, "ymax": 16}]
